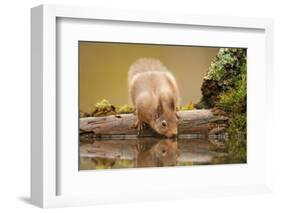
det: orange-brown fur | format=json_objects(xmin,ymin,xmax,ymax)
[
  {"xmin": 128, "ymin": 58, "xmax": 179, "ymax": 137},
  {"xmin": 135, "ymin": 139, "xmax": 178, "ymax": 168}
]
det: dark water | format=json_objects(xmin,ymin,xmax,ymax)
[{"xmin": 79, "ymin": 136, "xmax": 230, "ymax": 170}]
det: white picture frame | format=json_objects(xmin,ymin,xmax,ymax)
[{"xmin": 31, "ymin": 4, "xmax": 274, "ymax": 208}]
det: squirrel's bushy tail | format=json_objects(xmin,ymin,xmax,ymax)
[{"xmin": 128, "ymin": 58, "xmax": 168, "ymax": 83}]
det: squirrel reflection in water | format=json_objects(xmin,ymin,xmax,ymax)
[{"xmin": 135, "ymin": 138, "xmax": 179, "ymax": 168}]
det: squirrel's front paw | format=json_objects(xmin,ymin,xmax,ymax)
[
  {"xmin": 136, "ymin": 140, "xmax": 145, "ymax": 152},
  {"xmin": 135, "ymin": 120, "xmax": 144, "ymax": 136}
]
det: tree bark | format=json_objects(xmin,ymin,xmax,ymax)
[{"xmin": 80, "ymin": 109, "xmax": 228, "ymax": 140}]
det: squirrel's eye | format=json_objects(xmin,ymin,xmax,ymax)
[{"xmin": 161, "ymin": 120, "xmax": 167, "ymax": 127}]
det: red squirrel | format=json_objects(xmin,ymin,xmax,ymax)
[{"xmin": 128, "ymin": 58, "xmax": 179, "ymax": 137}]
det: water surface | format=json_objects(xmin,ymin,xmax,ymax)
[{"xmin": 80, "ymin": 136, "xmax": 230, "ymax": 170}]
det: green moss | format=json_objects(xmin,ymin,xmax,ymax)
[
  {"xmin": 91, "ymin": 99, "xmax": 115, "ymax": 116},
  {"xmin": 84, "ymin": 99, "xmax": 199, "ymax": 117},
  {"xmin": 80, "ymin": 157, "xmax": 134, "ymax": 170},
  {"xmin": 113, "ymin": 159, "xmax": 134, "ymax": 169},
  {"xmin": 217, "ymin": 64, "xmax": 246, "ymax": 112},
  {"xmin": 211, "ymin": 114, "xmax": 246, "ymax": 164},
  {"xmin": 196, "ymin": 48, "xmax": 247, "ymax": 109},
  {"xmin": 79, "ymin": 110, "xmax": 91, "ymax": 118},
  {"xmin": 207, "ymin": 49, "xmax": 237, "ymax": 81},
  {"xmin": 116, "ymin": 104, "xmax": 134, "ymax": 114},
  {"xmin": 83, "ymin": 100, "xmax": 199, "ymax": 118},
  {"xmin": 80, "ymin": 99, "xmax": 135, "ymax": 117},
  {"xmin": 217, "ymin": 63, "xmax": 247, "ymax": 162},
  {"xmin": 206, "ymin": 48, "xmax": 246, "ymax": 82},
  {"xmin": 225, "ymin": 113, "xmax": 247, "ymax": 163},
  {"xmin": 177, "ymin": 101, "xmax": 195, "ymax": 111},
  {"xmin": 178, "ymin": 161, "xmax": 193, "ymax": 166},
  {"xmin": 197, "ymin": 48, "xmax": 247, "ymax": 163}
]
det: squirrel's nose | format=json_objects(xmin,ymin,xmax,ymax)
[{"xmin": 167, "ymin": 131, "xmax": 177, "ymax": 138}]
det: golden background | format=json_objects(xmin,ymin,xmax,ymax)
[{"xmin": 79, "ymin": 42, "xmax": 219, "ymax": 112}]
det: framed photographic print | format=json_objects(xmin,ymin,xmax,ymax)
[{"xmin": 31, "ymin": 4, "xmax": 274, "ymax": 208}]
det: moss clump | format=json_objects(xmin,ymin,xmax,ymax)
[
  {"xmin": 226, "ymin": 114, "xmax": 247, "ymax": 162},
  {"xmin": 80, "ymin": 157, "xmax": 135, "ymax": 170},
  {"xmin": 79, "ymin": 110, "xmax": 91, "ymax": 118},
  {"xmin": 177, "ymin": 101, "xmax": 195, "ymax": 111},
  {"xmin": 218, "ymin": 62, "xmax": 247, "ymax": 163},
  {"xmin": 80, "ymin": 99, "xmax": 135, "ymax": 117},
  {"xmin": 116, "ymin": 104, "xmax": 134, "ymax": 114},
  {"xmin": 217, "ymin": 63, "xmax": 246, "ymax": 113},
  {"xmin": 91, "ymin": 99, "xmax": 116, "ymax": 116},
  {"xmin": 207, "ymin": 48, "xmax": 241, "ymax": 81},
  {"xmin": 195, "ymin": 48, "xmax": 247, "ymax": 109},
  {"xmin": 196, "ymin": 48, "xmax": 247, "ymax": 163}
]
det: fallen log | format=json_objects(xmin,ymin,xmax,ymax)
[{"xmin": 80, "ymin": 109, "xmax": 229, "ymax": 139}]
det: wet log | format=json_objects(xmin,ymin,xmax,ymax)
[{"xmin": 80, "ymin": 109, "xmax": 228, "ymax": 139}]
